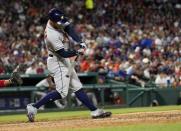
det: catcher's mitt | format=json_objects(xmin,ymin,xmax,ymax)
[
  {"xmin": 10, "ymin": 72, "xmax": 23, "ymax": 86},
  {"xmin": 10, "ymin": 64, "xmax": 24, "ymax": 86}
]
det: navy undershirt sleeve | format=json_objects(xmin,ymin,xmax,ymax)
[{"xmin": 64, "ymin": 24, "xmax": 82, "ymax": 43}]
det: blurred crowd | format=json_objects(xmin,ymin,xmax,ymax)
[{"xmin": 0, "ymin": 0, "xmax": 181, "ymax": 87}]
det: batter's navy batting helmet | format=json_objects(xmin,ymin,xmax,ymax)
[{"xmin": 48, "ymin": 8, "xmax": 70, "ymax": 26}]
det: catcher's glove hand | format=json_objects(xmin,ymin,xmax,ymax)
[{"xmin": 10, "ymin": 72, "xmax": 23, "ymax": 86}]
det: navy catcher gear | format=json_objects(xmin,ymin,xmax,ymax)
[{"xmin": 48, "ymin": 8, "xmax": 70, "ymax": 27}]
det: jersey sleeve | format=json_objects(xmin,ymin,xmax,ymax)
[{"xmin": 47, "ymin": 30, "xmax": 64, "ymax": 51}]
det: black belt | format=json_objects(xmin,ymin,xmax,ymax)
[{"xmin": 49, "ymin": 54, "xmax": 53, "ymax": 57}]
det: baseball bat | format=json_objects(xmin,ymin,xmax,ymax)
[{"xmin": 66, "ymin": 56, "xmax": 78, "ymax": 78}]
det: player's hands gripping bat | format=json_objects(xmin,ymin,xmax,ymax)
[{"xmin": 79, "ymin": 42, "xmax": 87, "ymax": 49}]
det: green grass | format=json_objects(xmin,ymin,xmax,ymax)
[
  {"xmin": 58, "ymin": 122, "xmax": 181, "ymax": 131},
  {"xmin": 0, "ymin": 105, "xmax": 181, "ymax": 124}
]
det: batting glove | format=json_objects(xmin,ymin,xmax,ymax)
[{"xmin": 80, "ymin": 42, "xmax": 87, "ymax": 49}]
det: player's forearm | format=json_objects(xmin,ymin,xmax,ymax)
[
  {"xmin": 56, "ymin": 48, "xmax": 77, "ymax": 58},
  {"xmin": 0, "ymin": 80, "xmax": 5, "ymax": 88},
  {"xmin": 64, "ymin": 24, "xmax": 82, "ymax": 43}
]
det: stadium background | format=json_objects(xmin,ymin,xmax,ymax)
[{"xmin": 0, "ymin": 0, "xmax": 181, "ymax": 130}]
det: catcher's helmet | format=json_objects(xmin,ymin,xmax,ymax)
[{"xmin": 48, "ymin": 8, "xmax": 69, "ymax": 26}]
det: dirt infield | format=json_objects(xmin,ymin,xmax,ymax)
[{"xmin": 1, "ymin": 110, "xmax": 181, "ymax": 131}]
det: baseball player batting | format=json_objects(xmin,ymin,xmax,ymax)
[{"xmin": 26, "ymin": 8, "xmax": 111, "ymax": 122}]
